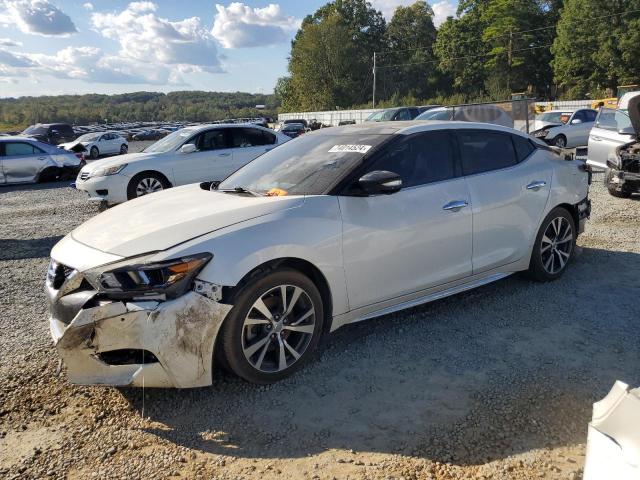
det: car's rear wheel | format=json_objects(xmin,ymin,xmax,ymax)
[
  {"xmin": 220, "ymin": 269, "xmax": 324, "ymax": 384},
  {"xmin": 605, "ymin": 168, "xmax": 632, "ymax": 198},
  {"xmin": 126, "ymin": 172, "xmax": 170, "ymax": 199},
  {"xmin": 553, "ymin": 135, "xmax": 567, "ymax": 148},
  {"xmin": 527, "ymin": 207, "xmax": 575, "ymax": 281},
  {"xmin": 90, "ymin": 146, "xmax": 99, "ymax": 159},
  {"xmin": 120, "ymin": 144, "xmax": 128, "ymax": 155}
]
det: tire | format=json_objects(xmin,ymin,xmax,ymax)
[
  {"xmin": 527, "ymin": 207, "xmax": 576, "ymax": 282},
  {"xmin": 219, "ymin": 269, "xmax": 324, "ymax": 384},
  {"xmin": 553, "ymin": 135, "xmax": 567, "ymax": 148},
  {"xmin": 90, "ymin": 146, "xmax": 99, "ymax": 160},
  {"xmin": 605, "ymin": 168, "xmax": 632, "ymax": 198},
  {"xmin": 126, "ymin": 172, "xmax": 170, "ymax": 200},
  {"xmin": 120, "ymin": 144, "xmax": 128, "ymax": 155}
]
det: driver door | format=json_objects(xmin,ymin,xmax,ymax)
[
  {"xmin": 171, "ymin": 128, "xmax": 236, "ymax": 185},
  {"xmin": 339, "ymin": 131, "xmax": 473, "ymax": 310}
]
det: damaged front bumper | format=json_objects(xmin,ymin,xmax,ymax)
[{"xmin": 46, "ymin": 267, "xmax": 232, "ymax": 388}]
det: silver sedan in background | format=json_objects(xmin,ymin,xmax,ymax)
[{"xmin": 0, "ymin": 136, "xmax": 83, "ymax": 184}]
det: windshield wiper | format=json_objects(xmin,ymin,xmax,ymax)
[{"xmin": 217, "ymin": 186, "xmax": 263, "ymax": 197}]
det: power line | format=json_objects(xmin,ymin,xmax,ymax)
[
  {"xmin": 376, "ymin": 43, "xmax": 553, "ymax": 70},
  {"xmin": 375, "ymin": 7, "xmax": 640, "ymax": 57}
]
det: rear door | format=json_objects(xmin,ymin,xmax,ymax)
[
  {"xmin": 171, "ymin": 128, "xmax": 236, "ymax": 185},
  {"xmin": 588, "ymin": 108, "xmax": 635, "ymax": 169},
  {"xmin": 458, "ymin": 130, "xmax": 552, "ymax": 273},
  {"xmin": 2, "ymin": 141, "xmax": 49, "ymax": 183},
  {"xmin": 229, "ymin": 127, "xmax": 276, "ymax": 167},
  {"xmin": 569, "ymin": 109, "xmax": 597, "ymax": 147}
]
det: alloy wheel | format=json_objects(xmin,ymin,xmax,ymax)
[
  {"xmin": 540, "ymin": 216, "xmax": 573, "ymax": 275},
  {"xmin": 135, "ymin": 177, "xmax": 163, "ymax": 197},
  {"xmin": 242, "ymin": 284, "xmax": 316, "ymax": 373}
]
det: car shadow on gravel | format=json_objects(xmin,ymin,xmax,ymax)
[
  {"xmin": 121, "ymin": 247, "xmax": 640, "ymax": 466},
  {"xmin": 0, "ymin": 236, "xmax": 63, "ymax": 260},
  {"xmin": 0, "ymin": 180, "xmax": 73, "ymax": 194}
]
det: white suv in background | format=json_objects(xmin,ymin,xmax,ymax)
[{"xmin": 75, "ymin": 124, "xmax": 290, "ymax": 204}]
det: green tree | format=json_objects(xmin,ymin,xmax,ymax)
[{"xmin": 380, "ymin": 1, "xmax": 439, "ymax": 100}]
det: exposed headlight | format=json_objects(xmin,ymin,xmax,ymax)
[
  {"xmin": 92, "ymin": 164, "xmax": 128, "ymax": 177},
  {"xmin": 88, "ymin": 253, "xmax": 212, "ymax": 299},
  {"xmin": 534, "ymin": 129, "xmax": 549, "ymax": 138}
]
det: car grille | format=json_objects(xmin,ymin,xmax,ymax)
[
  {"xmin": 80, "ymin": 172, "xmax": 90, "ymax": 181},
  {"xmin": 47, "ymin": 260, "xmax": 76, "ymax": 290}
]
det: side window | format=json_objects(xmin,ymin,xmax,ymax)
[
  {"xmin": 195, "ymin": 129, "xmax": 228, "ymax": 151},
  {"xmin": 458, "ymin": 131, "xmax": 517, "ymax": 175},
  {"xmin": 230, "ymin": 128, "xmax": 268, "ymax": 148},
  {"xmin": 262, "ymin": 130, "xmax": 276, "ymax": 145},
  {"xmin": 369, "ymin": 131, "xmax": 456, "ymax": 188},
  {"xmin": 572, "ymin": 111, "xmax": 587, "ymax": 123},
  {"xmin": 584, "ymin": 110, "xmax": 597, "ymax": 122},
  {"xmin": 511, "ymin": 135, "xmax": 536, "ymax": 162},
  {"xmin": 596, "ymin": 109, "xmax": 631, "ymax": 131},
  {"xmin": 395, "ymin": 109, "xmax": 412, "ymax": 121},
  {"xmin": 5, "ymin": 142, "xmax": 41, "ymax": 156}
]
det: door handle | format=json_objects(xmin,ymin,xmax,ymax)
[
  {"xmin": 217, "ymin": 152, "xmax": 231, "ymax": 157},
  {"xmin": 37, "ymin": 156, "xmax": 47, "ymax": 161},
  {"xmin": 590, "ymin": 136, "xmax": 602, "ymax": 141},
  {"xmin": 526, "ymin": 180, "xmax": 547, "ymax": 191},
  {"xmin": 442, "ymin": 200, "xmax": 468, "ymax": 211}
]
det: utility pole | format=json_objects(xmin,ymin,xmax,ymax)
[{"xmin": 372, "ymin": 51, "xmax": 377, "ymax": 109}]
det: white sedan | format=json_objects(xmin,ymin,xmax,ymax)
[
  {"xmin": 74, "ymin": 124, "xmax": 290, "ymax": 204},
  {"xmin": 48, "ymin": 121, "xmax": 591, "ymax": 387},
  {"xmin": 60, "ymin": 132, "xmax": 128, "ymax": 160},
  {"xmin": 531, "ymin": 109, "xmax": 598, "ymax": 147}
]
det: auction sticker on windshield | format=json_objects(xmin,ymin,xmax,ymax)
[{"xmin": 328, "ymin": 144, "xmax": 372, "ymax": 154}]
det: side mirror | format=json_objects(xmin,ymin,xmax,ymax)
[
  {"xmin": 571, "ymin": 119, "xmax": 583, "ymax": 124},
  {"xmin": 358, "ymin": 170, "xmax": 402, "ymax": 195},
  {"xmin": 181, "ymin": 143, "xmax": 197, "ymax": 154},
  {"xmin": 618, "ymin": 126, "xmax": 636, "ymax": 135}
]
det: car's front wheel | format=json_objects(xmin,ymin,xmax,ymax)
[
  {"xmin": 90, "ymin": 146, "xmax": 99, "ymax": 159},
  {"xmin": 126, "ymin": 172, "xmax": 170, "ymax": 199},
  {"xmin": 553, "ymin": 135, "xmax": 567, "ymax": 148},
  {"xmin": 527, "ymin": 207, "xmax": 576, "ymax": 281},
  {"xmin": 220, "ymin": 269, "xmax": 324, "ymax": 384},
  {"xmin": 120, "ymin": 144, "xmax": 128, "ymax": 155}
]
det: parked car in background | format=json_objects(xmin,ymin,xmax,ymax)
[
  {"xmin": 532, "ymin": 110, "xmax": 575, "ymax": 131},
  {"xmin": 0, "ymin": 137, "xmax": 83, "ymax": 184},
  {"xmin": 75, "ymin": 124, "xmax": 290, "ymax": 204},
  {"xmin": 366, "ymin": 107, "xmax": 420, "ymax": 122},
  {"xmin": 280, "ymin": 123, "xmax": 307, "ymax": 138},
  {"xmin": 23, "ymin": 123, "xmax": 75, "ymax": 145},
  {"xmin": 132, "ymin": 130, "xmax": 165, "ymax": 141},
  {"xmin": 48, "ymin": 121, "xmax": 590, "ymax": 388},
  {"xmin": 587, "ymin": 108, "xmax": 635, "ymax": 170},
  {"xmin": 418, "ymin": 105, "xmax": 441, "ymax": 114},
  {"xmin": 60, "ymin": 132, "xmax": 128, "ymax": 160},
  {"xmin": 531, "ymin": 109, "xmax": 598, "ymax": 147},
  {"xmin": 276, "ymin": 119, "xmax": 309, "ymax": 131},
  {"xmin": 415, "ymin": 105, "xmax": 514, "ymax": 128},
  {"xmin": 597, "ymin": 94, "xmax": 640, "ymax": 198}
]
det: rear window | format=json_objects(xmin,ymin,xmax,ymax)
[
  {"xmin": 512, "ymin": 135, "xmax": 536, "ymax": 162},
  {"xmin": 458, "ymin": 131, "xmax": 518, "ymax": 175}
]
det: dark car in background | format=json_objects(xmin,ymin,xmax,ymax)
[
  {"xmin": 280, "ymin": 122, "xmax": 307, "ymax": 138},
  {"xmin": 23, "ymin": 123, "xmax": 75, "ymax": 145},
  {"xmin": 365, "ymin": 107, "xmax": 421, "ymax": 122}
]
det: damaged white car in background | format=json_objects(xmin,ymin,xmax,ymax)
[{"xmin": 47, "ymin": 121, "xmax": 591, "ymax": 388}]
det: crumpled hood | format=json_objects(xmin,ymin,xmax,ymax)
[
  {"xmin": 628, "ymin": 94, "xmax": 640, "ymax": 136},
  {"xmin": 71, "ymin": 184, "xmax": 305, "ymax": 257},
  {"xmin": 82, "ymin": 152, "xmax": 158, "ymax": 173}
]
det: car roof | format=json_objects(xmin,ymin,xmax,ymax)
[
  {"xmin": 309, "ymin": 120, "xmax": 525, "ymax": 137},
  {"xmin": 0, "ymin": 135, "xmax": 46, "ymax": 142},
  {"xmin": 184, "ymin": 123, "xmax": 269, "ymax": 133}
]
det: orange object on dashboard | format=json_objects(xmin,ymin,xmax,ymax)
[{"xmin": 266, "ymin": 188, "xmax": 288, "ymax": 197}]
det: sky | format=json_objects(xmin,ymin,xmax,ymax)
[{"xmin": 0, "ymin": 0, "xmax": 458, "ymax": 98}]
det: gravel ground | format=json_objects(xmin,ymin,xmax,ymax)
[{"xmin": 0, "ymin": 168, "xmax": 639, "ymax": 480}]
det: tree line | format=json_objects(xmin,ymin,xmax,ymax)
[
  {"xmin": 0, "ymin": 91, "xmax": 279, "ymax": 131},
  {"xmin": 276, "ymin": 0, "xmax": 640, "ymax": 111}
]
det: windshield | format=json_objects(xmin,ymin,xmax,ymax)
[
  {"xmin": 23, "ymin": 125, "xmax": 48, "ymax": 135},
  {"xmin": 143, "ymin": 128, "xmax": 196, "ymax": 153},
  {"xmin": 416, "ymin": 109, "xmax": 451, "ymax": 120},
  {"xmin": 366, "ymin": 110, "xmax": 396, "ymax": 122},
  {"xmin": 77, "ymin": 133, "xmax": 102, "ymax": 142},
  {"xmin": 283, "ymin": 124, "xmax": 304, "ymax": 130},
  {"xmin": 218, "ymin": 133, "xmax": 390, "ymax": 195},
  {"xmin": 540, "ymin": 111, "xmax": 572, "ymax": 124}
]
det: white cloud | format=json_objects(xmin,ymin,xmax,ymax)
[
  {"xmin": 0, "ymin": 47, "xmax": 35, "ymax": 67},
  {"xmin": 82, "ymin": 2, "xmax": 93, "ymax": 10},
  {"xmin": 211, "ymin": 2, "xmax": 300, "ymax": 49},
  {"xmin": 0, "ymin": 0, "xmax": 77, "ymax": 36},
  {"xmin": 432, "ymin": 1, "xmax": 456, "ymax": 26},
  {"xmin": 91, "ymin": 1, "xmax": 222, "ymax": 72},
  {"xmin": 0, "ymin": 37, "xmax": 22, "ymax": 46},
  {"xmin": 370, "ymin": 0, "xmax": 456, "ymax": 26}
]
